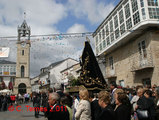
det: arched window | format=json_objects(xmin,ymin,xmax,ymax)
[
  {"xmin": 21, "ymin": 66, "xmax": 25, "ymax": 77},
  {"xmin": 22, "ymin": 50, "xmax": 24, "ymax": 55}
]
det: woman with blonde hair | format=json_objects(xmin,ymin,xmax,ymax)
[
  {"xmin": 75, "ymin": 88, "xmax": 91, "ymax": 120},
  {"xmin": 114, "ymin": 89, "xmax": 124, "ymax": 100}
]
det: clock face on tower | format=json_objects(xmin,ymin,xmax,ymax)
[
  {"xmin": 20, "ymin": 36, "xmax": 27, "ymax": 47},
  {"xmin": 21, "ymin": 42, "xmax": 26, "ymax": 48}
]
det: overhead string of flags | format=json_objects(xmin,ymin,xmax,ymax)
[
  {"xmin": 0, "ymin": 32, "xmax": 94, "ymax": 59},
  {"xmin": 0, "ymin": 32, "xmax": 93, "ymax": 43},
  {"xmin": 0, "ymin": 27, "xmax": 157, "ymax": 42}
]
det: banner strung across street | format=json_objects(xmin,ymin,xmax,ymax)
[{"xmin": 0, "ymin": 47, "xmax": 10, "ymax": 57}]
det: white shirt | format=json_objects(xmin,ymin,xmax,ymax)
[{"xmin": 74, "ymin": 99, "xmax": 79, "ymax": 110}]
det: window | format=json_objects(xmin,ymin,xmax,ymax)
[
  {"xmin": 6, "ymin": 66, "xmax": 9, "ymax": 72},
  {"xmin": 142, "ymin": 78, "xmax": 151, "ymax": 87},
  {"xmin": 103, "ymin": 40, "xmax": 106, "ymax": 48},
  {"xmin": 10, "ymin": 66, "xmax": 16, "ymax": 75},
  {"xmin": 109, "ymin": 56, "xmax": 114, "ymax": 69},
  {"xmin": 125, "ymin": 3, "xmax": 131, "ymax": 19},
  {"xmin": 3, "ymin": 66, "xmax": 9, "ymax": 72},
  {"xmin": 126, "ymin": 18, "xmax": 132, "ymax": 29},
  {"xmin": 148, "ymin": 8, "xmax": 159, "ymax": 19},
  {"xmin": 115, "ymin": 28, "xmax": 120, "ymax": 39},
  {"xmin": 110, "ymin": 33, "xmax": 114, "ymax": 42},
  {"xmin": 133, "ymin": 11, "xmax": 140, "ymax": 25},
  {"xmin": 106, "ymin": 37, "xmax": 110, "ymax": 46},
  {"xmin": 96, "ymin": 46, "xmax": 99, "ymax": 54},
  {"xmin": 119, "ymin": 80, "xmax": 125, "ymax": 87},
  {"xmin": 106, "ymin": 25, "xmax": 109, "ymax": 36},
  {"xmin": 22, "ymin": 50, "xmax": 24, "ymax": 55},
  {"xmin": 119, "ymin": 10, "xmax": 124, "ymax": 24},
  {"xmin": 140, "ymin": 0, "xmax": 144, "ymax": 7},
  {"xmin": 10, "ymin": 67, "xmax": 13, "ymax": 75},
  {"xmin": 99, "ymin": 32, "xmax": 101, "ymax": 42},
  {"xmin": 142, "ymin": 8, "xmax": 146, "ymax": 19},
  {"xmin": 10, "ymin": 77, "xmax": 15, "ymax": 83},
  {"xmin": 109, "ymin": 20, "xmax": 113, "ymax": 32},
  {"xmin": 102, "ymin": 29, "xmax": 105, "ymax": 39},
  {"xmin": 114, "ymin": 15, "xmax": 118, "ymax": 29},
  {"xmin": 95, "ymin": 36, "xmax": 98, "ymax": 45},
  {"xmin": 138, "ymin": 40, "xmax": 147, "ymax": 58},
  {"xmin": 21, "ymin": 66, "xmax": 25, "ymax": 77},
  {"xmin": 0, "ymin": 66, "xmax": 2, "ymax": 75},
  {"xmin": 3, "ymin": 66, "xmax": 6, "ymax": 72},
  {"xmin": 100, "ymin": 43, "xmax": 102, "ymax": 51},
  {"xmin": 0, "ymin": 77, "xmax": 2, "ymax": 82},
  {"xmin": 131, "ymin": 0, "xmax": 138, "ymax": 13},
  {"xmin": 148, "ymin": 0, "xmax": 158, "ymax": 6},
  {"xmin": 13, "ymin": 67, "xmax": 16, "ymax": 73},
  {"xmin": 120, "ymin": 23, "xmax": 125, "ymax": 35}
]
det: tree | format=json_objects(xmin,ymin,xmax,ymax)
[{"xmin": 67, "ymin": 73, "xmax": 80, "ymax": 86}]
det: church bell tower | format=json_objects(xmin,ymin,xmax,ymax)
[{"xmin": 13, "ymin": 20, "xmax": 31, "ymax": 94}]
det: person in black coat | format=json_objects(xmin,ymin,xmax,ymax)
[
  {"xmin": 114, "ymin": 92, "xmax": 131, "ymax": 120},
  {"xmin": 0, "ymin": 95, "xmax": 2, "ymax": 111},
  {"xmin": 2, "ymin": 95, "xmax": 8, "ymax": 111},
  {"xmin": 136, "ymin": 88, "xmax": 152, "ymax": 120},
  {"xmin": 98, "ymin": 91, "xmax": 115, "ymax": 120},
  {"xmin": 89, "ymin": 93, "xmax": 101, "ymax": 120},
  {"xmin": 47, "ymin": 92, "xmax": 69, "ymax": 120},
  {"xmin": 91, "ymin": 99, "xmax": 102, "ymax": 120},
  {"xmin": 143, "ymin": 90, "xmax": 156, "ymax": 120},
  {"xmin": 33, "ymin": 93, "xmax": 41, "ymax": 118}
]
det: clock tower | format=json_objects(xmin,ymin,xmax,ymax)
[{"xmin": 14, "ymin": 20, "xmax": 31, "ymax": 94}]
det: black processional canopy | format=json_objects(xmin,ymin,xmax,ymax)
[{"xmin": 80, "ymin": 40, "xmax": 106, "ymax": 89}]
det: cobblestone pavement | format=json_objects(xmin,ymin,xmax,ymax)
[{"xmin": 0, "ymin": 102, "xmax": 46, "ymax": 120}]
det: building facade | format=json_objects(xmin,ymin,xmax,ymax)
[
  {"xmin": 61, "ymin": 63, "xmax": 81, "ymax": 87},
  {"xmin": 31, "ymin": 76, "xmax": 40, "ymax": 93},
  {"xmin": 38, "ymin": 58, "xmax": 78, "ymax": 91},
  {"xmin": 0, "ymin": 60, "xmax": 16, "ymax": 90},
  {"xmin": 49, "ymin": 58, "xmax": 78, "ymax": 88},
  {"xmin": 14, "ymin": 20, "xmax": 31, "ymax": 94},
  {"xmin": 93, "ymin": 0, "xmax": 159, "ymax": 87}
]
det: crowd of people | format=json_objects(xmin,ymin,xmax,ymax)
[
  {"xmin": 32, "ymin": 83, "xmax": 159, "ymax": 120},
  {"xmin": 0, "ymin": 83, "xmax": 159, "ymax": 120},
  {"xmin": 0, "ymin": 93, "xmax": 31, "ymax": 111}
]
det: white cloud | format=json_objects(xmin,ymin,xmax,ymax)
[
  {"xmin": 67, "ymin": 23, "xmax": 88, "ymax": 33},
  {"xmin": 0, "ymin": 0, "xmax": 113, "ymax": 77},
  {"xmin": 0, "ymin": 0, "xmax": 67, "ymax": 36},
  {"xmin": 67, "ymin": 0, "xmax": 115, "ymax": 24}
]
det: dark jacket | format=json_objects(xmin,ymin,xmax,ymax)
[
  {"xmin": 33, "ymin": 95, "xmax": 41, "ymax": 107},
  {"xmin": 147, "ymin": 97, "xmax": 156, "ymax": 118},
  {"xmin": 98, "ymin": 104, "xmax": 115, "ymax": 120},
  {"xmin": 137, "ymin": 96, "xmax": 156, "ymax": 120},
  {"xmin": 115, "ymin": 104, "xmax": 131, "ymax": 120},
  {"xmin": 47, "ymin": 103, "xmax": 69, "ymax": 120},
  {"xmin": 137, "ymin": 96, "xmax": 149, "ymax": 110},
  {"xmin": 91, "ymin": 100, "xmax": 102, "ymax": 120}
]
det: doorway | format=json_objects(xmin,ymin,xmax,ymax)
[{"xmin": 18, "ymin": 83, "xmax": 26, "ymax": 94}]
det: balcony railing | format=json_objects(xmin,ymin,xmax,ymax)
[
  {"xmin": 131, "ymin": 50, "xmax": 154, "ymax": 72},
  {"xmin": 106, "ymin": 68, "xmax": 117, "ymax": 79}
]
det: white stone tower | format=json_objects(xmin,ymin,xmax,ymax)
[{"xmin": 13, "ymin": 20, "xmax": 31, "ymax": 94}]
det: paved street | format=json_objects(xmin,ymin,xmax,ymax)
[{"xmin": 0, "ymin": 102, "xmax": 46, "ymax": 120}]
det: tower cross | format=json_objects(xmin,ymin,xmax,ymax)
[{"xmin": 24, "ymin": 12, "xmax": 26, "ymax": 20}]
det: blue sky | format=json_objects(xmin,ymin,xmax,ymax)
[
  {"xmin": 0, "ymin": 0, "xmax": 120, "ymax": 77},
  {"xmin": 57, "ymin": 0, "xmax": 120, "ymax": 33}
]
